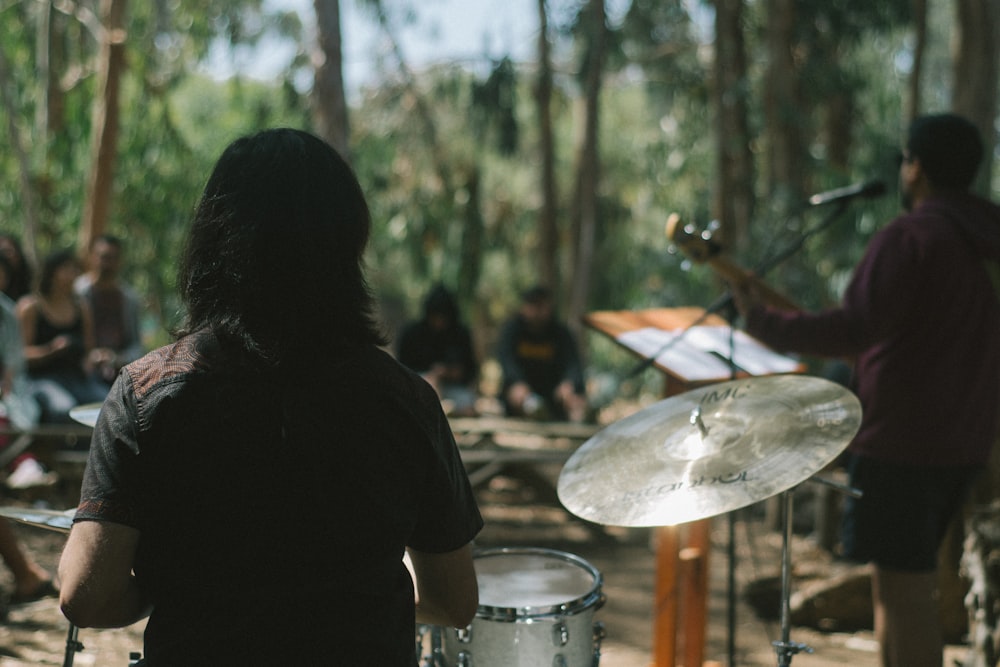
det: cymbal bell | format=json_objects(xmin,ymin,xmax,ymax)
[
  {"xmin": 0, "ymin": 506, "xmax": 75, "ymax": 533},
  {"xmin": 557, "ymin": 375, "xmax": 861, "ymax": 527}
]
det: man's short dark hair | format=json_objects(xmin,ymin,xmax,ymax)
[
  {"xmin": 521, "ymin": 285, "xmax": 552, "ymax": 305},
  {"xmin": 906, "ymin": 113, "xmax": 983, "ymax": 189}
]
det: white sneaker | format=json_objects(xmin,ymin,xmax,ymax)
[{"xmin": 5, "ymin": 458, "xmax": 58, "ymax": 490}]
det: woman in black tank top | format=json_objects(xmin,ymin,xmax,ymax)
[{"xmin": 17, "ymin": 250, "xmax": 108, "ymax": 424}]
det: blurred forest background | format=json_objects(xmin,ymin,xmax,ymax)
[{"xmin": 0, "ymin": 0, "xmax": 997, "ymax": 408}]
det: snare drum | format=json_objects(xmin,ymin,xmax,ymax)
[{"xmin": 441, "ymin": 546, "xmax": 605, "ymax": 666}]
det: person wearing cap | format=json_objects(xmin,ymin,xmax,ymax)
[
  {"xmin": 496, "ymin": 285, "xmax": 588, "ymax": 422},
  {"xmin": 732, "ymin": 113, "xmax": 1000, "ymax": 667}
]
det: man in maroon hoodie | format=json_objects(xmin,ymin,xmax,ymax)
[{"xmin": 733, "ymin": 113, "xmax": 1000, "ymax": 667}]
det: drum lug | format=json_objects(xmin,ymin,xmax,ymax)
[
  {"xmin": 552, "ymin": 621, "xmax": 570, "ymax": 647},
  {"xmin": 456, "ymin": 625, "xmax": 473, "ymax": 644},
  {"xmin": 552, "ymin": 656, "xmax": 568, "ymax": 667},
  {"xmin": 457, "ymin": 649, "xmax": 473, "ymax": 667},
  {"xmin": 592, "ymin": 620, "xmax": 606, "ymax": 666}
]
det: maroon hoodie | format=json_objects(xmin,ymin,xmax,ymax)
[{"xmin": 746, "ymin": 191, "xmax": 1000, "ymax": 466}]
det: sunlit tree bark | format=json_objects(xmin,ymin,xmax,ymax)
[
  {"xmin": 312, "ymin": 0, "xmax": 350, "ymax": 159},
  {"xmin": 711, "ymin": 0, "xmax": 753, "ymax": 253},
  {"xmin": 762, "ymin": 0, "xmax": 806, "ymax": 207},
  {"xmin": 567, "ymin": 0, "xmax": 608, "ymax": 335},
  {"xmin": 535, "ymin": 0, "xmax": 559, "ymax": 292},
  {"xmin": 79, "ymin": 0, "xmax": 127, "ymax": 255}
]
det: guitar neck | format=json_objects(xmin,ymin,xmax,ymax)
[
  {"xmin": 665, "ymin": 213, "xmax": 799, "ymax": 312},
  {"xmin": 708, "ymin": 256, "xmax": 799, "ymax": 312}
]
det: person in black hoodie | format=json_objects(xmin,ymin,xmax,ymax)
[{"xmin": 396, "ymin": 284, "xmax": 479, "ymax": 416}]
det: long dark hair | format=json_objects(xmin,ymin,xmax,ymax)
[
  {"xmin": 38, "ymin": 249, "xmax": 79, "ymax": 298},
  {"xmin": 177, "ymin": 129, "xmax": 386, "ymax": 365}
]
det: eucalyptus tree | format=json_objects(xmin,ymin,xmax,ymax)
[
  {"xmin": 0, "ymin": 0, "xmax": 308, "ymax": 340},
  {"xmin": 312, "ymin": 0, "xmax": 350, "ymax": 157}
]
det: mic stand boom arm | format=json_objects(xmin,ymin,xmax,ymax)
[{"xmin": 629, "ymin": 200, "xmax": 853, "ymax": 378}]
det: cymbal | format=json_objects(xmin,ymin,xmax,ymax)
[
  {"xmin": 69, "ymin": 403, "xmax": 102, "ymax": 428},
  {"xmin": 557, "ymin": 375, "xmax": 861, "ymax": 527},
  {"xmin": 0, "ymin": 506, "xmax": 75, "ymax": 533}
]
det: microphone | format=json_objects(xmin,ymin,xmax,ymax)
[{"xmin": 808, "ymin": 180, "xmax": 886, "ymax": 206}]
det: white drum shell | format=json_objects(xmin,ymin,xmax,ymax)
[{"xmin": 441, "ymin": 547, "xmax": 604, "ymax": 667}]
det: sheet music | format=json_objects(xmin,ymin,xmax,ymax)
[{"xmin": 616, "ymin": 326, "xmax": 800, "ymax": 381}]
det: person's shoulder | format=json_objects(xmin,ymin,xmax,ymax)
[
  {"xmin": 357, "ymin": 345, "xmax": 438, "ymax": 389},
  {"xmin": 14, "ymin": 294, "xmax": 40, "ymax": 317},
  {"xmin": 122, "ymin": 333, "xmax": 216, "ymax": 397}
]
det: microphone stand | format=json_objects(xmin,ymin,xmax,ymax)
[
  {"xmin": 629, "ymin": 198, "xmax": 852, "ymax": 379},
  {"xmin": 629, "ymin": 199, "xmax": 853, "ymax": 667}
]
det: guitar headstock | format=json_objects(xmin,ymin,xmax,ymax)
[{"xmin": 665, "ymin": 213, "xmax": 722, "ymax": 264}]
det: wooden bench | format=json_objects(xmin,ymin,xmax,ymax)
[{"xmin": 448, "ymin": 416, "xmax": 600, "ymax": 487}]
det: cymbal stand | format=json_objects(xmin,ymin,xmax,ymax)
[
  {"xmin": 63, "ymin": 622, "xmax": 83, "ymax": 667},
  {"xmin": 772, "ymin": 488, "xmax": 813, "ymax": 667}
]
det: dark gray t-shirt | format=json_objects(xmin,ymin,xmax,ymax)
[{"xmin": 77, "ymin": 330, "xmax": 482, "ymax": 665}]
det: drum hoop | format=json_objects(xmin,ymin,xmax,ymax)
[{"xmin": 471, "ymin": 546, "xmax": 605, "ymax": 622}]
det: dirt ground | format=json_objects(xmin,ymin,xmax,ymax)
[{"xmin": 0, "ymin": 461, "xmax": 974, "ymax": 666}]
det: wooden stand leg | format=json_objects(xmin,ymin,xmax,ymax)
[
  {"xmin": 680, "ymin": 520, "xmax": 711, "ymax": 667},
  {"xmin": 652, "ymin": 519, "xmax": 712, "ymax": 667},
  {"xmin": 653, "ymin": 525, "xmax": 680, "ymax": 667}
]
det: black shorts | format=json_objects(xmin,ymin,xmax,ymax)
[{"xmin": 840, "ymin": 453, "xmax": 981, "ymax": 572}]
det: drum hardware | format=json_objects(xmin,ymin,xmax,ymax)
[
  {"xmin": 62, "ymin": 622, "xmax": 83, "ymax": 667},
  {"xmin": 0, "ymin": 506, "xmax": 75, "ymax": 533},
  {"xmin": 556, "ymin": 375, "xmax": 861, "ymax": 528},
  {"xmin": 556, "ymin": 375, "xmax": 862, "ymax": 666},
  {"xmin": 416, "ymin": 624, "xmax": 449, "ymax": 667},
  {"xmin": 69, "ymin": 403, "xmax": 101, "ymax": 428},
  {"xmin": 431, "ymin": 547, "xmax": 605, "ymax": 666}
]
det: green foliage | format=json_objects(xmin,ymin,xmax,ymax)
[
  {"xmin": 0, "ymin": 0, "xmax": 307, "ymax": 344},
  {"xmin": 0, "ymin": 0, "xmax": 988, "ymax": 405}
]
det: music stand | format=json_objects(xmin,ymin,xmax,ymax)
[{"xmin": 583, "ymin": 307, "xmax": 805, "ymax": 667}]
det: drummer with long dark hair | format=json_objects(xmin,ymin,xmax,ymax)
[{"xmin": 57, "ymin": 128, "xmax": 482, "ymax": 665}]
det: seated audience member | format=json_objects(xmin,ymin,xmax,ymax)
[
  {"xmin": 75, "ymin": 235, "xmax": 145, "ymax": 385},
  {"xmin": 0, "ymin": 254, "xmax": 49, "ymax": 489},
  {"xmin": 0, "ymin": 234, "xmax": 33, "ymax": 302},
  {"xmin": 17, "ymin": 250, "xmax": 108, "ymax": 425},
  {"xmin": 397, "ymin": 284, "xmax": 479, "ymax": 416},
  {"xmin": 496, "ymin": 285, "xmax": 587, "ymax": 422}
]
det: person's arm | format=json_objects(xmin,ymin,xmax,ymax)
[
  {"xmin": 79, "ymin": 299, "xmax": 97, "ymax": 358},
  {"xmin": 407, "ymin": 542, "xmax": 478, "ymax": 628},
  {"xmin": 58, "ymin": 520, "xmax": 151, "ymax": 628}
]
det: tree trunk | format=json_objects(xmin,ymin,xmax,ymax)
[
  {"xmin": 312, "ymin": 0, "xmax": 350, "ymax": 159},
  {"xmin": 905, "ymin": 0, "xmax": 927, "ymax": 124},
  {"xmin": 567, "ymin": 0, "xmax": 608, "ymax": 337},
  {"xmin": 711, "ymin": 0, "xmax": 754, "ymax": 254},
  {"xmin": 952, "ymin": 0, "xmax": 999, "ymax": 197},
  {"xmin": 535, "ymin": 0, "xmax": 559, "ymax": 292},
  {"xmin": 0, "ymin": 44, "xmax": 40, "ymax": 270},
  {"xmin": 456, "ymin": 167, "xmax": 484, "ymax": 310},
  {"xmin": 762, "ymin": 0, "xmax": 805, "ymax": 207},
  {"xmin": 79, "ymin": 0, "xmax": 128, "ymax": 256}
]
